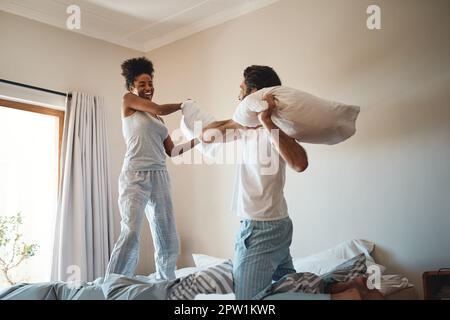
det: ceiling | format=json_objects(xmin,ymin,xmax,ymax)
[{"xmin": 0, "ymin": 0, "xmax": 279, "ymax": 52}]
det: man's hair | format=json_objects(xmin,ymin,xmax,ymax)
[
  {"xmin": 121, "ymin": 57, "xmax": 154, "ymax": 90},
  {"xmin": 243, "ymin": 65, "xmax": 282, "ymax": 95}
]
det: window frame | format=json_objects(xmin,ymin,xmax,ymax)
[{"xmin": 0, "ymin": 98, "xmax": 64, "ymax": 185}]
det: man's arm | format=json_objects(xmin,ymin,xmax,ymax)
[
  {"xmin": 123, "ymin": 92, "xmax": 181, "ymax": 116},
  {"xmin": 201, "ymin": 119, "xmax": 245, "ymax": 144},
  {"xmin": 164, "ymin": 135, "xmax": 200, "ymax": 157},
  {"xmin": 259, "ymin": 95, "xmax": 308, "ymax": 172}
]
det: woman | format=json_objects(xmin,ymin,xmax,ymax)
[{"xmin": 106, "ymin": 57, "xmax": 198, "ymax": 280}]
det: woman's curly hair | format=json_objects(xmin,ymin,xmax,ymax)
[{"xmin": 121, "ymin": 57, "xmax": 154, "ymax": 90}]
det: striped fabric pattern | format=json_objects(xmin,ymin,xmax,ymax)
[
  {"xmin": 168, "ymin": 254, "xmax": 367, "ymax": 300},
  {"xmin": 168, "ymin": 261, "xmax": 233, "ymax": 300},
  {"xmin": 321, "ymin": 253, "xmax": 368, "ymax": 283},
  {"xmin": 269, "ymin": 272, "xmax": 325, "ymax": 295},
  {"xmin": 260, "ymin": 253, "xmax": 368, "ymax": 298}
]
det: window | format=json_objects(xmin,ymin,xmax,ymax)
[{"xmin": 0, "ymin": 98, "xmax": 64, "ymax": 287}]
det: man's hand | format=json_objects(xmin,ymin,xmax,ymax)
[
  {"xmin": 201, "ymin": 119, "xmax": 245, "ymax": 144},
  {"xmin": 258, "ymin": 93, "xmax": 308, "ymax": 172},
  {"xmin": 258, "ymin": 93, "xmax": 277, "ymax": 124}
]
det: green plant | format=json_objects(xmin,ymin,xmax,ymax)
[{"xmin": 0, "ymin": 213, "xmax": 38, "ymax": 285}]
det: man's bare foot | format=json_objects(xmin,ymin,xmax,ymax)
[{"xmin": 331, "ymin": 288, "xmax": 362, "ymax": 300}]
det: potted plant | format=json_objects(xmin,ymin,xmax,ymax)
[{"xmin": 0, "ymin": 213, "xmax": 38, "ymax": 286}]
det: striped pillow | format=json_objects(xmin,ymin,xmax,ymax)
[
  {"xmin": 322, "ymin": 253, "xmax": 368, "ymax": 282},
  {"xmin": 168, "ymin": 260, "xmax": 233, "ymax": 300}
]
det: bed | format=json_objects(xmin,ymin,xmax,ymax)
[
  {"xmin": 193, "ymin": 239, "xmax": 414, "ymax": 300},
  {"xmin": 0, "ymin": 239, "xmax": 413, "ymax": 300}
]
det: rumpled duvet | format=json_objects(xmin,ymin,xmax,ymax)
[
  {"xmin": 0, "ymin": 254, "xmax": 367, "ymax": 300},
  {"xmin": 0, "ymin": 274, "xmax": 180, "ymax": 300}
]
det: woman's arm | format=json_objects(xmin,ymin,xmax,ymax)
[
  {"xmin": 123, "ymin": 92, "xmax": 181, "ymax": 116},
  {"xmin": 164, "ymin": 135, "xmax": 200, "ymax": 157},
  {"xmin": 259, "ymin": 94, "xmax": 308, "ymax": 172}
]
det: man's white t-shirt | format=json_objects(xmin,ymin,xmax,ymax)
[{"xmin": 232, "ymin": 128, "xmax": 288, "ymax": 221}]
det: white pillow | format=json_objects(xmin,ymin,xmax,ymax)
[
  {"xmin": 180, "ymin": 100, "xmax": 220, "ymax": 158},
  {"xmin": 192, "ymin": 253, "xmax": 228, "ymax": 269},
  {"xmin": 168, "ymin": 261, "xmax": 234, "ymax": 300},
  {"xmin": 293, "ymin": 239, "xmax": 386, "ymax": 275},
  {"xmin": 232, "ymin": 86, "xmax": 360, "ymax": 145},
  {"xmin": 292, "ymin": 239, "xmax": 416, "ymax": 297}
]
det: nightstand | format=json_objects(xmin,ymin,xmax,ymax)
[{"xmin": 423, "ymin": 269, "xmax": 450, "ymax": 300}]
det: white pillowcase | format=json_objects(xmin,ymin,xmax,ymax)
[
  {"xmin": 192, "ymin": 253, "xmax": 228, "ymax": 269},
  {"xmin": 293, "ymin": 239, "xmax": 386, "ymax": 275},
  {"xmin": 180, "ymin": 100, "xmax": 220, "ymax": 158},
  {"xmin": 232, "ymin": 86, "xmax": 360, "ymax": 145},
  {"xmin": 174, "ymin": 267, "xmax": 199, "ymax": 279},
  {"xmin": 292, "ymin": 239, "xmax": 414, "ymax": 296}
]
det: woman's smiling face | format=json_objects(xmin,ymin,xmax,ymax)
[{"xmin": 131, "ymin": 73, "xmax": 154, "ymax": 100}]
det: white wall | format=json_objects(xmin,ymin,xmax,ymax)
[
  {"xmin": 0, "ymin": 12, "xmax": 147, "ymax": 272},
  {"xmin": 147, "ymin": 0, "xmax": 450, "ymax": 298}
]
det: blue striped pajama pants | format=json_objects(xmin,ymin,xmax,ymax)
[
  {"xmin": 106, "ymin": 169, "xmax": 180, "ymax": 280},
  {"xmin": 233, "ymin": 217, "xmax": 297, "ymax": 300}
]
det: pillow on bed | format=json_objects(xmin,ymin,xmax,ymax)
[
  {"xmin": 293, "ymin": 239, "xmax": 412, "ymax": 297},
  {"xmin": 293, "ymin": 239, "xmax": 386, "ymax": 275},
  {"xmin": 192, "ymin": 253, "xmax": 228, "ymax": 269},
  {"xmin": 323, "ymin": 256, "xmax": 413, "ymax": 297},
  {"xmin": 168, "ymin": 260, "xmax": 233, "ymax": 300},
  {"xmin": 321, "ymin": 253, "xmax": 368, "ymax": 283}
]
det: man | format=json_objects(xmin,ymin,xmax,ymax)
[{"xmin": 202, "ymin": 65, "xmax": 308, "ymax": 300}]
